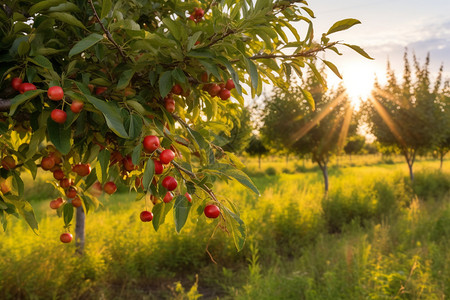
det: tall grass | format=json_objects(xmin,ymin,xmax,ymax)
[{"xmin": 0, "ymin": 157, "xmax": 449, "ymax": 299}]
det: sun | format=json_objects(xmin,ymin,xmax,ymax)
[{"xmin": 341, "ymin": 65, "xmax": 376, "ymax": 109}]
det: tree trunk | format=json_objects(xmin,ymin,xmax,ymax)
[
  {"xmin": 258, "ymin": 154, "xmax": 261, "ymax": 169},
  {"xmin": 318, "ymin": 161, "xmax": 329, "ymax": 193},
  {"xmin": 440, "ymin": 151, "xmax": 444, "ymax": 170},
  {"xmin": 285, "ymin": 153, "xmax": 289, "ymax": 166},
  {"xmin": 407, "ymin": 162, "xmax": 414, "ymax": 182},
  {"xmin": 75, "ymin": 206, "xmax": 85, "ymax": 254}
]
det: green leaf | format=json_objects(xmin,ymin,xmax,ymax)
[
  {"xmin": 216, "ymin": 56, "xmax": 242, "ymax": 95},
  {"xmin": 47, "ymin": 118, "xmax": 72, "ymax": 155},
  {"xmin": 97, "ymin": 149, "xmax": 110, "ymax": 184},
  {"xmin": 131, "ymin": 144, "xmax": 141, "ymax": 165},
  {"xmin": 323, "ymin": 60, "xmax": 342, "ymax": 79},
  {"xmin": 101, "ymin": 0, "xmax": 112, "ymax": 19},
  {"xmin": 81, "ymin": 92, "xmax": 129, "ymax": 138},
  {"xmin": 245, "ymin": 58, "xmax": 259, "ymax": 92},
  {"xmin": 326, "ymin": 18, "xmax": 361, "ymax": 35},
  {"xmin": 30, "ymin": 55, "xmax": 54, "ymax": 70},
  {"xmin": 223, "ymin": 207, "xmax": 246, "ymax": 251},
  {"xmin": 12, "ymin": 172, "xmax": 24, "ymax": 197},
  {"xmin": 142, "ymin": 159, "xmax": 155, "ymax": 191},
  {"xmin": 300, "ymin": 88, "xmax": 315, "ymax": 111},
  {"xmin": 343, "ymin": 44, "xmax": 374, "ymax": 60},
  {"xmin": 187, "ymin": 31, "xmax": 202, "ymax": 51},
  {"xmin": 69, "ymin": 33, "xmax": 104, "ymax": 57},
  {"xmin": 159, "ymin": 71, "xmax": 173, "ymax": 98},
  {"xmin": 26, "ymin": 127, "xmax": 46, "ymax": 160},
  {"xmin": 152, "ymin": 202, "xmax": 173, "ymax": 232},
  {"xmin": 173, "ymin": 195, "xmax": 192, "ymax": 233},
  {"xmin": 17, "ymin": 201, "xmax": 39, "ymax": 233},
  {"xmin": 47, "ymin": 2, "xmax": 81, "ymax": 13},
  {"xmin": 48, "ymin": 12, "xmax": 85, "ymax": 29},
  {"xmin": 162, "ymin": 17, "xmax": 181, "ymax": 41},
  {"xmin": 9, "ymin": 90, "xmax": 45, "ymax": 115},
  {"xmin": 117, "ymin": 69, "xmax": 135, "ymax": 90},
  {"xmin": 29, "ymin": 0, "xmax": 65, "ymax": 15},
  {"xmin": 222, "ymin": 167, "xmax": 260, "ymax": 195},
  {"xmin": 63, "ymin": 203, "xmax": 74, "ymax": 226}
]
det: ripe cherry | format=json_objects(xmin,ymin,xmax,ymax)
[
  {"xmin": 95, "ymin": 86, "xmax": 107, "ymax": 95},
  {"xmin": 201, "ymin": 72, "xmax": 208, "ymax": 83},
  {"xmin": 48, "ymin": 86, "xmax": 64, "ymax": 101},
  {"xmin": 164, "ymin": 96, "xmax": 175, "ymax": 113},
  {"xmin": 50, "ymin": 197, "xmax": 64, "ymax": 209},
  {"xmin": 70, "ymin": 100, "xmax": 84, "ymax": 113},
  {"xmin": 163, "ymin": 192, "xmax": 173, "ymax": 203},
  {"xmin": 51, "ymin": 109, "xmax": 67, "ymax": 124},
  {"xmin": 122, "ymin": 156, "xmax": 136, "ymax": 171},
  {"xmin": 140, "ymin": 210, "xmax": 153, "ymax": 222},
  {"xmin": 109, "ymin": 151, "xmax": 123, "ymax": 166},
  {"xmin": 53, "ymin": 169, "xmax": 65, "ymax": 180},
  {"xmin": 225, "ymin": 79, "xmax": 235, "ymax": 90},
  {"xmin": 104, "ymin": 181, "xmax": 117, "ymax": 195},
  {"xmin": 60, "ymin": 233, "xmax": 73, "ymax": 243},
  {"xmin": 204, "ymin": 204, "xmax": 220, "ymax": 218},
  {"xmin": 159, "ymin": 149, "xmax": 175, "ymax": 164},
  {"xmin": 2, "ymin": 155, "xmax": 16, "ymax": 170},
  {"xmin": 72, "ymin": 163, "xmax": 91, "ymax": 177},
  {"xmin": 143, "ymin": 135, "xmax": 160, "ymax": 153},
  {"xmin": 219, "ymin": 88, "xmax": 231, "ymax": 100},
  {"xmin": 60, "ymin": 178, "xmax": 73, "ymax": 189},
  {"xmin": 154, "ymin": 160, "xmax": 163, "ymax": 174},
  {"xmin": 162, "ymin": 176, "xmax": 177, "ymax": 191},
  {"xmin": 208, "ymin": 84, "xmax": 221, "ymax": 97},
  {"xmin": 65, "ymin": 186, "xmax": 77, "ymax": 198},
  {"xmin": 11, "ymin": 77, "xmax": 22, "ymax": 91},
  {"xmin": 41, "ymin": 156, "xmax": 56, "ymax": 171},
  {"xmin": 19, "ymin": 83, "xmax": 36, "ymax": 94},
  {"xmin": 184, "ymin": 192, "xmax": 192, "ymax": 202},
  {"xmin": 71, "ymin": 196, "xmax": 82, "ymax": 207},
  {"xmin": 171, "ymin": 84, "xmax": 183, "ymax": 95}
]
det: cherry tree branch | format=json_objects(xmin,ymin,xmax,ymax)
[
  {"xmin": 0, "ymin": 99, "xmax": 11, "ymax": 112},
  {"xmin": 87, "ymin": 0, "xmax": 129, "ymax": 63}
]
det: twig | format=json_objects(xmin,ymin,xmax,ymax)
[
  {"xmin": 205, "ymin": 28, "xmax": 237, "ymax": 48},
  {"xmin": 231, "ymin": 42, "xmax": 340, "ymax": 62},
  {"xmin": 205, "ymin": 223, "xmax": 220, "ymax": 264},
  {"xmin": 0, "ymin": 99, "xmax": 11, "ymax": 112},
  {"xmin": 87, "ymin": 0, "xmax": 129, "ymax": 63}
]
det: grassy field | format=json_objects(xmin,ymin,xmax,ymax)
[{"xmin": 0, "ymin": 155, "xmax": 449, "ymax": 299}]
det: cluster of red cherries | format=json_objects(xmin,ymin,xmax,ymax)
[{"xmin": 189, "ymin": 7, "xmax": 204, "ymax": 23}]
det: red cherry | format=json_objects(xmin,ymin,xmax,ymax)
[
  {"xmin": 48, "ymin": 86, "xmax": 64, "ymax": 101},
  {"xmin": 51, "ymin": 109, "xmax": 67, "ymax": 124},
  {"xmin": 72, "ymin": 163, "xmax": 91, "ymax": 177},
  {"xmin": 143, "ymin": 135, "xmax": 160, "ymax": 153},
  {"xmin": 163, "ymin": 192, "xmax": 173, "ymax": 203},
  {"xmin": 50, "ymin": 197, "xmax": 64, "ymax": 209},
  {"xmin": 104, "ymin": 181, "xmax": 117, "ymax": 195},
  {"xmin": 195, "ymin": 41, "xmax": 200, "ymax": 45},
  {"xmin": 208, "ymin": 84, "xmax": 221, "ymax": 97},
  {"xmin": 60, "ymin": 178, "xmax": 73, "ymax": 189},
  {"xmin": 41, "ymin": 156, "xmax": 56, "ymax": 171},
  {"xmin": 19, "ymin": 83, "xmax": 37, "ymax": 94},
  {"xmin": 225, "ymin": 79, "xmax": 235, "ymax": 90},
  {"xmin": 71, "ymin": 196, "xmax": 82, "ymax": 207},
  {"xmin": 189, "ymin": 15, "xmax": 195, "ymax": 21},
  {"xmin": 53, "ymin": 169, "xmax": 65, "ymax": 180},
  {"xmin": 171, "ymin": 84, "xmax": 183, "ymax": 95},
  {"xmin": 60, "ymin": 233, "xmax": 73, "ymax": 243},
  {"xmin": 159, "ymin": 149, "xmax": 175, "ymax": 164},
  {"xmin": 164, "ymin": 96, "xmax": 175, "ymax": 113},
  {"xmin": 162, "ymin": 176, "xmax": 177, "ymax": 191},
  {"xmin": 204, "ymin": 204, "xmax": 220, "ymax": 218},
  {"xmin": 65, "ymin": 186, "xmax": 77, "ymax": 198},
  {"xmin": 70, "ymin": 100, "xmax": 84, "ymax": 113},
  {"xmin": 11, "ymin": 77, "xmax": 22, "ymax": 91},
  {"xmin": 140, "ymin": 210, "xmax": 153, "ymax": 222},
  {"xmin": 184, "ymin": 192, "xmax": 192, "ymax": 202},
  {"xmin": 201, "ymin": 72, "xmax": 208, "ymax": 83},
  {"xmin": 154, "ymin": 160, "xmax": 163, "ymax": 174},
  {"xmin": 122, "ymin": 156, "xmax": 136, "ymax": 171},
  {"xmin": 95, "ymin": 86, "xmax": 107, "ymax": 95},
  {"xmin": 2, "ymin": 155, "xmax": 16, "ymax": 170},
  {"xmin": 109, "ymin": 151, "xmax": 123, "ymax": 166},
  {"xmin": 219, "ymin": 88, "xmax": 231, "ymax": 100}
]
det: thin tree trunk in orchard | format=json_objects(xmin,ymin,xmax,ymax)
[
  {"xmin": 318, "ymin": 161, "xmax": 329, "ymax": 193},
  {"xmin": 75, "ymin": 206, "xmax": 85, "ymax": 254},
  {"xmin": 258, "ymin": 154, "xmax": 261, "ymax": 169},
  {"xmin": 408, "ymin": 162, "xmax": 414, "ymax": 182},
  {"xmin": 440, "ymin": 152, "xmax": 444, "ymax": 170},
  {"xmin": 285, "ymin": 153, "xmax": 289, "ymax": 166}
]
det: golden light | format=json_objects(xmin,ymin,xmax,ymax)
[{"xmin": 341, "ymin": 65, "xmax": 375, "ymax": 109}]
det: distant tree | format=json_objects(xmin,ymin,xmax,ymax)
[
  {"xmin": 245, "ymin": 135, "xmax": 269, "ymax": 169},
  {"xmin": 362, "ymin": 52, "xmax": 442, "ymax": 181},
  {"xmin": 261, "ymin": 70, "xmax": 353, "ymax": 192},
  {"xmin": 433, "ymin": 80, "xmax": 450, "ymax": 169},
  {"xmin": 344, "ymin": 135, "xmax": 365, "ymax": 160}
]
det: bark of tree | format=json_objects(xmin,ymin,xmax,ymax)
[
  {"xmin": 75, "ymin": 206, "xmax": 85, "ymax": 254},
  {"xmin": 317, "ymin": 160, "xmax": 329, "ymax": 193}
]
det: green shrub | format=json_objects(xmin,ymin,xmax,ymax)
[{"xmin": 265, "ymin": 167, "xmax": 277, "ymax": 176}]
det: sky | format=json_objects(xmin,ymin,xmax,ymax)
[{"xmin": 307, "ymin": 0, "xmax": 450, "ymax": 102}]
